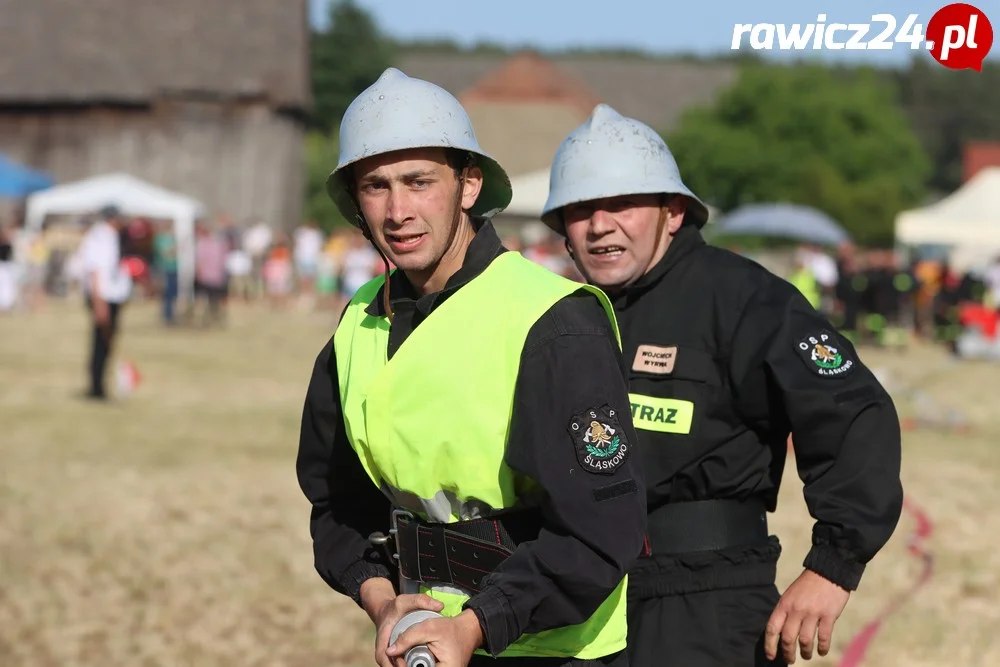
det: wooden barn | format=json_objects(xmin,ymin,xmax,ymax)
[{"xmin": 0, "ymin": 0, "xmax": 310, "ymax": 229}]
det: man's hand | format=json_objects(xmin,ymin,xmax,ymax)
[
  {"xmin": 93, "ymin": 298, "xmax": 110, "ymax": 328},
  {"xmin": 89, "ymin": 274, "xmax": 110, "ymax": 329},
  {"xmin": 765, "ymin": 569, "xmax": 850, "ymax": 663},
  {"xmin": 385, "ymin": 608, "xmax": 483, "ymax": 667},
  {"xmin": 359, "ymin": 578, "xmax": 445, "ymax": 667}
]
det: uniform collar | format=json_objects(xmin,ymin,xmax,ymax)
[
  {"xmin": 365, "ymin": 218, "xmax": 506, "ymax": 317},
  {"xmin": 621, "ymin": 224, "xmax": 705, "ymax": 297}
]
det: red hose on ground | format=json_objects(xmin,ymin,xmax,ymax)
[{"xmin": 836, "ymin": 497, "xmax": 933, "ymax": 667}]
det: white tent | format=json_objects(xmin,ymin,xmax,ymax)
[
  {"xmin": 24, "ymin": 173, "xmax": 207, "ymax": 296},
  {"xmin": 896, "ymin": 167, "xmax": 1000, "ymax": 270}
]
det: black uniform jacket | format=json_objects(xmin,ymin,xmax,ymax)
[
  {"xmin": 295, "ymin": 221, "xmax": 646, "ymax": 656},
  {"xmin": 616, "ymin": 226, "xmax": 902, "ymax": 593}
]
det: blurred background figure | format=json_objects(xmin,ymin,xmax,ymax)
[
  {"xmin": 152, "ymin": 219, "xmax": 179, "ymax": 325},
  {"xmin": 834, "ymin": 241, "xmax": 863, "ymax": 342},
  {"xmin": 192, "ymin": 221, "xmax": 228, "ymax": 327},
  {"xmin": 0, "ymin": 222, "xmax": 15, "ymax": 312},
  {"xmin": 789, "ymin": 248, "xmax": 821, "ymax": 310},
  {"xmin": 913, "ymin": 254, "xmax": 944, "ymax": 337},
  {"xmin": 985, "ymin": 255, "xmax": 1000, "ymax": 311},
  {"xmin": 337, "ymin": 233, "xmax": 378, "ymax": 310},
  {"xmin": 121, "ymin": 216, "xmax": 154, "ymax": 298},
  {"xmin": 314, "ymin": 229, "xmax": 342, "ymax": 311},
  {"xmin": 243, "ymin": 218, "xmax": 273, "ymax": 300},
  {"xmin": 225, "ymin": 237, "xmax": 253, "ymax": 304},
  {"xmin": 217, "ymin": 214, "xmax": 241, "ymax": 254},
  {"xmin": 263, "ymin": 233, "xmax": 294, "ymax": 309},
  {"xmin": 21, "ymin": 226, "xmax": 50, "ymax": 311},
  {"xmin": 216, "ymin": 213, "xmax": 241, "ymax": 311},
  {"xmin": 800, "ymin": 242, "xmax": 839, "ymax": 318},
  {"xmin": 293, "ymin": 219, "xmax": 324, "ymax": 307},
  {"xmin": 78, "ymin": 205, "xmax": 131, "ymax": 400}
]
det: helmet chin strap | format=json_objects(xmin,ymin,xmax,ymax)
[
  {"xmin": 357, "ymin": 216, "xmax": 395, "ymax": 322},
  {"xmin": 654, "ymin": 198, "xmax": 669, "ymax": 250},
  {"xmin": 346, "ymin": 170, "xmax": 395, "ymax": 321},
  {"xmin": 446, "ymin": 164, "xmax": 470, "ymax": 255},
  {"xmin": 561, "ymin": 211, "xmax": 575, "ymax": 259}
]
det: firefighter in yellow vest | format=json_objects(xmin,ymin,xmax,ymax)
[
  {"xmin": 295, "ymin": 68, "xmax": 646, "ymax": 667},
  {"xmin": 789, "ymin": 257, "xmax": 821, "ymax": 311}
]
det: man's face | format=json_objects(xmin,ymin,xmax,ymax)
[
  {"xmin": 353, "ymin": 148, "xmax": 482, "ymax": 275},
  {"xmin": 563, "ymin": 194, "xmax": 683, "ymax": 292}
]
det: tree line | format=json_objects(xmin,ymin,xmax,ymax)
[{"xmin": 306, "ymin": 0, "xmax": 1000, "ymax": 246}]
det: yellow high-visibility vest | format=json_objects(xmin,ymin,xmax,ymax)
[{"xmin": 333, "ymin": 251, "xmax": 627, "ymax": 659}]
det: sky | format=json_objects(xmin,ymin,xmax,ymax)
[{"xmin": 309, "ymin": 0, "xmax": 999, "ymax": 67}]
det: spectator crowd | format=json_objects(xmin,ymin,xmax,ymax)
[{"xmin": 2, "ymin": 212, "xmax": 998, "ymax": 359}]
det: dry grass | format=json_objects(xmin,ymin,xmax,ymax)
[{"xmin": 1, "ymin": 299, "xmax": 997, "ymax": 666}]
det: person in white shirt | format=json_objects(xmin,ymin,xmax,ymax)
[
  {"xmin": 338, "ymin": 235, "xmax": 378, "ymax": 299},
  {"xmin": 796, "ymin": 244, "xmax": 839, "ymax": 317},
  {"xmin": 293, "ymin": 220, "xmax": 325, "ymax": 295},
  {"xmin": 78, "ymin": 205, "xmax": 132, "ymax": 400},
  {"xmin": 0, "ymin": 224, "xmax": 16, "ymax": 312},
  {"xmin": 243, "ymin": 219, "xmax": 273, "ymax": 299}
]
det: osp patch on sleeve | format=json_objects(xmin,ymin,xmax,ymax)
[
  {"xmin": 795, "ymin": 330, "xmax": 855, "ymax": 378},
  {"xmin": 568, "ymin": 404, "xmax": 630, "ymax": 475}
]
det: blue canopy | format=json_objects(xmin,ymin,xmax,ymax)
[
  {"xmin": 711, "ymin": 202, "xmax": 850, "ymax": 246},
  {"xmin": 0, "ymin": 154, "xmax": 55, "ymax": 198}
]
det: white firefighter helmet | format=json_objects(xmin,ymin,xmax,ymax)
[
  {"xmin": 326, "ymin": 67, "xmax": 512, "ymax": 225},
  {"xmin": 541, "ymin": 103, "xmax": 709, "ymax": 233}
]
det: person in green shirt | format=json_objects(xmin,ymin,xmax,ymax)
[{"xmin": 153, "ymin": 221, "xmax": 179, "ymax": 324}]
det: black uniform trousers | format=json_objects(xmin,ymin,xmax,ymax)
[
  {"xmin": 627, "ymin": 585, "xmax": 784, "ymax": 667},
  {"xmin": 86, "ymin": 298, "xmax": 122, "ymax": 398},
  {"xmin": 625, "ymin": 541, "xmax": 787, "ymax": 667},
  {"xmin": 469, "ymin": 650, "xmax": 627, "ymax": 666}
]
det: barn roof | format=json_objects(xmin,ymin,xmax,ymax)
[
  {"xmin": 459, "ymin": 52, "xmax": 602, "ymax": 115},
  {"xmin": 0, "ymin": 0, "xmax": 310, "ymax": 109},
  {"xmin": 454, "ymin": 53, "xmax": 601, "ymax": 175},
  {"xmin": 398, "ymin": 52, "xmax": 738, "ymax": 133}
]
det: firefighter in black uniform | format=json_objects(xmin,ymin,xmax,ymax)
[
  {"xmin": 296, "ymin": 71, "xmax": 645, "ymax": 667},
  {"xmin": 540, "ymin": 104, "xmax": 904, "ymax": 667}
]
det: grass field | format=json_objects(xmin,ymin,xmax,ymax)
[{"xmin": 1, "ymin": 298, "xmax": 997, "ymax": 666}]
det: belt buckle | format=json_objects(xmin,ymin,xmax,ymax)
[{"xmin": 368, "ymin": 509, "xmax": 415, "ymax": 591}]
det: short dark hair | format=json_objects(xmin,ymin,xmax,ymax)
[{"xmin": 444, "ymin": 148, "xmax": 474, "ymax": 176}]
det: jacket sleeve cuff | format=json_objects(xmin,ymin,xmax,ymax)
[
  {"xmin": 803, "ymin": 544, "xmax": 866, "ymax": 591},
  {"xmin": 463, "ymin": 585, "xmax": 520, "ymax": 657},
  {"xmin": 340, "ymin": 559, "xmax": 394, "ymax": 606}
]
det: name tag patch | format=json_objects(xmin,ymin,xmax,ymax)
[
  {"xmin": 632, "ymin": 344, "xmax": 677, "ymax": 374},
  {"xmin": 628, "ymin": 394, "xmax": 694, "ymax": 434}
]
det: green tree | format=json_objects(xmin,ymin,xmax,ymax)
[
  {"xmin": 304, "ymin": 131, "xmax": 351, "ymax": 232},
  {"xmin": 667, "ymin": 63, "xmax": 931, "ymax": 246},
  {"xmin": 309, "ymin": 0, "xmax": 393, "ymax": 132},
  {"xmin": 891, "ymin": 58, "xmax": 1000, "ymax": 193}
]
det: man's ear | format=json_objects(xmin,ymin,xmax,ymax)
[
  {"xmin": 665, "ymin": 195, "xmax": 688, "ymax": 234},
  {"xmin": 461, "ymin": 166, "xmax": 484, "ymax": 211}
]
